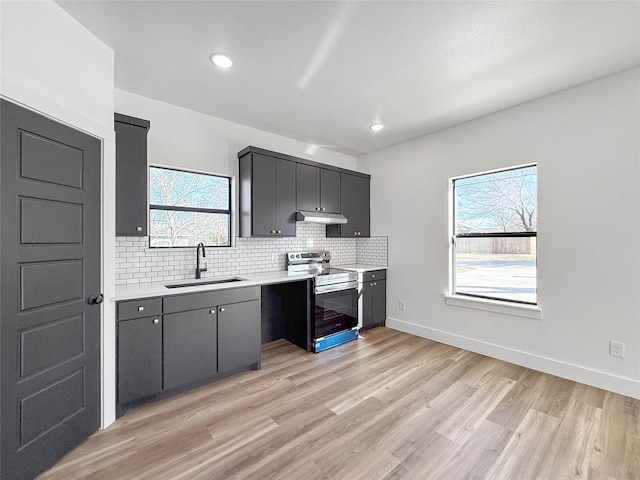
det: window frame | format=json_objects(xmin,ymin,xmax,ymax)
[
  {"xmin": 148, "ymin": 165, "xmax": 234, "ymax": 248},
  {"xmin": 450, "ymin": 163, "xmax": 537, "ymax": 306}
]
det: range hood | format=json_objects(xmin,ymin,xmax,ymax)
[{"xmin": 296, "ymin": 210, "xmax": 348, "ymax": 224}]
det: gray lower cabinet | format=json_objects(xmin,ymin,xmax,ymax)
[
  {"xmin": 163, "ymin": 308, "xmax": 217, "ymax": 390},
  {"xmin": 117, "ymin": 286, "xmax": 260, "ymax": 413},
  {"xmin": 218, "ymin": 300, "xmax": 261, "ymax": 373},
  {"xmin": 361, "ymin": 270, "xmax": 386, "ymax": 330},
  {"xmin": 117, "ymin": 316, "xmax": 163, "ymax": 405}
]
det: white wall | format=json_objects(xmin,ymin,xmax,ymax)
[
  {"xmin": 115, "ymin": 89, "xmax": 357, "ymax": 176},
  {"xmin": 359, "ymin": 68, "xmax": 640, "ymax": 399},
  {"xmin": 0, "ymin": 1, "xmax": 118, "ymax": 425},
  {"xmin": 0, "ymin": 1, "xmax": 114, "ymax": 138},
  {"xmin": 114, "ymin": 90, "xmax": 358, "ymax": 250}
]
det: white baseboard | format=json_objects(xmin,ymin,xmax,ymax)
[{"xmin": 386, "ymin": 317, "xmax": 640, "ymax": 400}]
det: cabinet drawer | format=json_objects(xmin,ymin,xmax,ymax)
[
  {"xmin": 117, "ymin": 298, "xmax": 162, "ymax": 321},
  {"xmin": 163, "ymin": 286, "xmax": 260, "ymax": 314},
  {"xmin": 363, "ymin": 270, "xmax": 386, "ymax": 282}
]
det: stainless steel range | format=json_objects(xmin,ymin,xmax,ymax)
[{"xmin": 287, "ymin": 251, "xmax": 358, "ymax": 352}]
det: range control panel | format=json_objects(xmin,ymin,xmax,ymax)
[{"xmin": 286, "ymin": 251, "xmax": 330, "ymax": 264}]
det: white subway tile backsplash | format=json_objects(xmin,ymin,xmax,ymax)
[
  {"xmin": 355, "ymin": 236, "xmax": 388, "ymax": 266},
  {"xmin": 115, "ymin": 222, "xmax": 387, "ymax": 283}
]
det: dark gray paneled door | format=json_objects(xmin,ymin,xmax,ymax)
[{"xmin": 1, "ymin": 100, "xmax": 101, "ymax": 480}]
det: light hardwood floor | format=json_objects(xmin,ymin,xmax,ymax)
[{"xmin": 38, "ymin": 327, "xmax": 639, "ymax": 480}]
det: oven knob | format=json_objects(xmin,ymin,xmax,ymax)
[
  {"xmin": 289, "ymin": 254, "xmax": 294, "ymax": 259},
  {"xmin": 296, "ymin": 254, "xmax": 300, "ymax": 258}
]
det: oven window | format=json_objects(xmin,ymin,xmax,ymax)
[{"xmin": 315, "ymin": 289, "xmax": 358, "ymax": 338}]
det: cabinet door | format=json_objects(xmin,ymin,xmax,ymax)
[
  {"xmin": 334, "ymin": 173, "xmax": 370, "ymax": 237},
  {"xmin": 251, "ymin": 153, "xmax": 277, "ymax": 236},
  {"xmin": 115, "ymin": 115, "xmax": 149, "ymax": 236},
  {"xmin": 118, "ymin": 316, "xmax": 162, "ymax": 405},
  {"xmin": 361, "ymin": 282, "xmax": 374, "ymax": 329},
  {"xmin": 361, "ymin": 279, "xmax": 386, "ymax": 330},
  {"xmin": 296, "ymin": 163, "xmax": 320, "ymax": 211},
  {"xmin": 163, "ymin": 308, "xmax": 217, "ymax": 390},
  {"xmin": 218, "ymin": 300, "xmax": 261, "ymax": 373},
  {"xmin": 320, "ymin": 169, "xmax": 341, "ymax": 213},
  {"xmin": 372, "ymin": 279, "xmax": 387, "ymax": 326},
  {"xmin": 274, "ymin": 158, "xmax": 296, "ymax": 236}
]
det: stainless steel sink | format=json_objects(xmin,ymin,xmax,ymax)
[{"xmin": 165, "ymin": 277, "xmax": 246, "ymax": 289}]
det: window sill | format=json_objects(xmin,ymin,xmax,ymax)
[{"xmin": 444, "ymin": 294, "xmax": 542, "ymax": 320}]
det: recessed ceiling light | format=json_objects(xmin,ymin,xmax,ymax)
[
  {"xmin": 210, "ymin": 52, "xmax": 234, "ymax": 69},
  {"xmin": 369, "ymin": 123, "xmax": 384, "ymax": 132}
]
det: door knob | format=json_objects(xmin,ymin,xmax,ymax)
[{"xmin": 88, "ymin": 294, "xmax": 104, "ymax": 305}]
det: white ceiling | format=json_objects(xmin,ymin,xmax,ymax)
[{"xmin": 56, "ymin": 1, "xmax": 640, "ymax": 157}]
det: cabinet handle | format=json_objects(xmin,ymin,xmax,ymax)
[
  {"xmin": 210, "ymin": 309, "xmax": 215, "ymax": 314},
  {"xmin": 136, "ymin": 226, "xmax": 143, "ymax": 232},
  {"xmin": 276, "ymin": 230, "xmax": 281, "ymax": 234},
  {"xmin": 321, "ymin": 207, "xmax": 325, "ymax": 211},
  {"xmin": 219, "ymin": 307, "xmax": 225, "ymax": 312},
  {"xmin": 153, "ymin": 318, "xmax": 159, "ymax": 324},
  {"xmin": 371, "ymin": 274, "xmax": 376, "ymax": 278},
  {"xmin": 316, "ymin": 207, "xmax": 320, "ymax": 211},
  {"xmin": 137, "ymin": 306, "xmax": 144, "ymax": 312}
]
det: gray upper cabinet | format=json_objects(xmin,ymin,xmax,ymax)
[
  {"xmin": 296, "ymin": 164, "xmax": 340, "ymax": 213},
  {"xmin": 238, "ymin": 146, "xmax": 370, "ymax": 238},
  {"xmin": 114, "ymin": 113, "xmax": 150, "ymax": 236},
  {"xmin": 327, "ymin": 173, "xmax": 370, "ymax": 237},
  {"xmin": 320, "ymin": 169, "xmax": 341, "ymax": 213},
  {"xmin": 239, "ymin": 152, "xmax": 296, "ymax": 237}
]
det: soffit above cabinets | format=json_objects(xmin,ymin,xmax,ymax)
[{"xmin": 56, "ymin": 1, "xmax": 640, "ymax": 156}]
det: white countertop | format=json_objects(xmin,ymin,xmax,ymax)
[
  {"xmin": 112, "ymin": 270, "xmax": 314, "ymax": 301},
  {"xmin": 332, "ymin": 264, "xmax": 387, "ymax": 273}
]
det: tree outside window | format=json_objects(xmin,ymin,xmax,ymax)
[
  {"xmin": 149, "ymin": 166, "xmax": 232, "ymax": 248},
  {"xmin": 452, "ymin": 165, "xmax": 537, "ymax": 304}
]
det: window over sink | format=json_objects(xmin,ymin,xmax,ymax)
[{"xmin": 149, "ymin": 166, "xmax": 232, "ymax": 248}]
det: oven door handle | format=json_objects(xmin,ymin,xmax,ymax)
[{"xmin": 314, "ymin": 281, "xmax": 358, "ymax": 295}]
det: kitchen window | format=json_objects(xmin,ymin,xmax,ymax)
[
  {"xmin": 450, "ymin": 164, "xmax": 537, "ymax": 305},
  {"xmin": 149, "ymin": 166, "xmax": 232, "ymax": 248}
]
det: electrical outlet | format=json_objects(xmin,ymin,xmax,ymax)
[
  {"xmin": 399, "ymin": 300, "xmax": 406, "ymax": 311},
  {"xmin": 609, "ymin": 340, "xmax": 625, "ymax": 358}
]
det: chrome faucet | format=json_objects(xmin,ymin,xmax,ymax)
[{"xmin": 196, "ymin": 242, "xmax": 207, "ymax": 279}]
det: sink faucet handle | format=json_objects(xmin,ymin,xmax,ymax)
[{"xmin": 196, "ymin": 242, "xmax": 208, "ymax": 279}]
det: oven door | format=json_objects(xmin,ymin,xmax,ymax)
[{"xmin": 314, "ymin": 282, "xmax": 358, "ymax": 339}]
